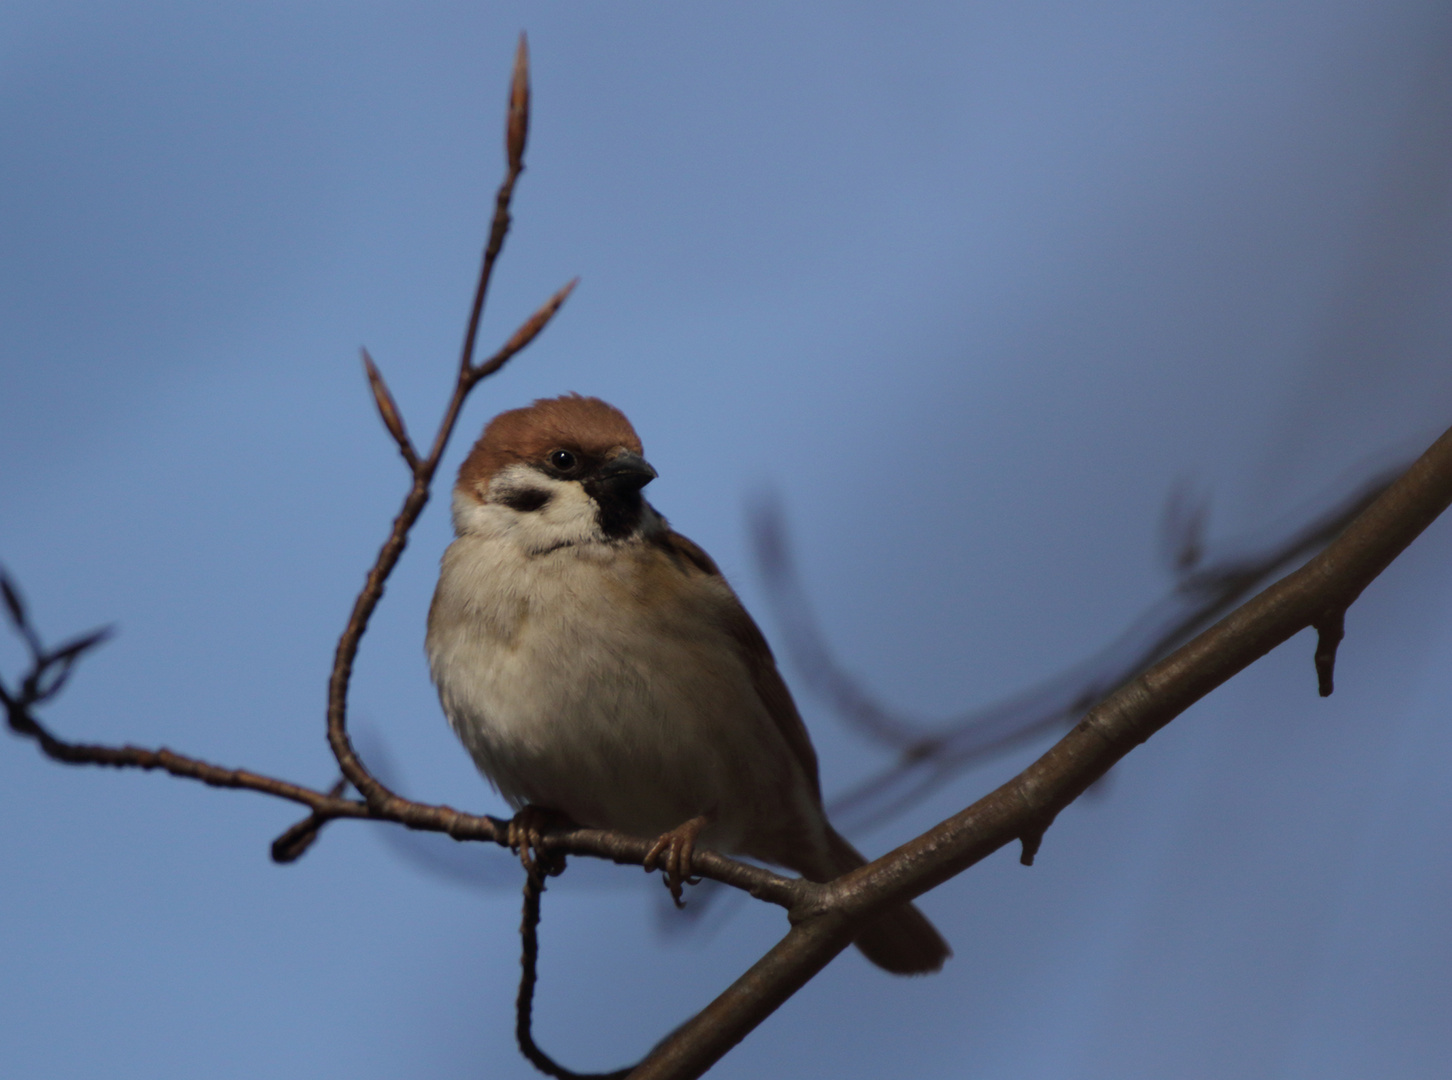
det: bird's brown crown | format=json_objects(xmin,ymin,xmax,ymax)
[{"xmin": 457, "ymin": 394, "xmax": 644, "ymax": 491}]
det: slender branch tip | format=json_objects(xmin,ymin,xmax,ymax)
[
  {"xmin": 508, "ymin": 33, "xmax": 530, "ymax": 173},
  {"xmin": 470, "ymin": 277, "xmax": 580, "ymax": 385},
  {"xmin": 271, "ymin": 777, "xmax": 349, "ymax": 863}
]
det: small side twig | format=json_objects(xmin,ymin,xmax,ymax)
[
  {"xmin": 471, "ymin": 277, "xmax": 580, "ymax": 387},
  {"xmin": 271, "ymin": 777, "xmax": 350, "ymax": 863},
  {"xmin": 1017, "ymin": 822, "xmax": 1048, "ymax": 867},
  {"xmin": 1313, "ymin": 609, "xmax": 1347, "ymax": 697},
  {"xmin": 0, "ymin": 567, "xmax": 113, "ymax": 713}
]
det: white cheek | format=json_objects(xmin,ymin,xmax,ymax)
[
  {"xmin": 451, "ymin": 465, "xmax": 602, "ymax": 552},
  {"xmin": 527, "ymin": 481, "xmax": 601, "ymax": 545},
  {"xmin": 451, "ymin": 488, "xmax": 495, "ymax": 536}
]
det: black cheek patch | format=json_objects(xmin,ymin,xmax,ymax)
[
  {"xmin": 592, "ymin": 490, "xmax": 644, "ymax": 539},
  {"xmin": 498, "ymin": 488, "xmax": 552, "ymax": 513}
]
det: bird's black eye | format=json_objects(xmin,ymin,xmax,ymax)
[{"xmin": 549, "ymin": 449, "xmax": 577, "ymax": 471}]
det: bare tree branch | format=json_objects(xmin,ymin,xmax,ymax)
[
  {"xmin": 0, "ymin": 36, "xmax": 801, "ymax": 918},
  {"xmin": 0, "ymin": 578, "xmax": 800, "ymax": 905},
  {"xmin": 632, "ymin": 420, "xmax": 1452, "ymax": 1080},
  {"xmin": 5, "ymin": 34, "xmax": 1450, "ymax": 1080}
]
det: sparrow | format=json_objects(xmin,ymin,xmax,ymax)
[{"xmin": 426, "ymin": 394, "xmax": 949, "ymax": 974}]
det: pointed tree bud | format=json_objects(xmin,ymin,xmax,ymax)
[
  {"xmin": 361, "ymin": 349, "xmax": 417, "ymax": 467},
  {"xmin": 507, "ymin": 33, "xmax": 530, "ymax": 173},
  {"xmin": 471, "ymin": 278, "xmax": 580, "ymax": 384},
  {"xmin": 500, "ymin": 277, "xmax": 577, "ymax": 356}
]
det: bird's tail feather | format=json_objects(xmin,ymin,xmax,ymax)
[{"xmin": 817, "ymin": 827, "xmax": 951, "ymax": 976}]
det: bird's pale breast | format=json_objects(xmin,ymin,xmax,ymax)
[{"xmin": 427, "ymin": 533, "xmax": 815, "ymax": 852}]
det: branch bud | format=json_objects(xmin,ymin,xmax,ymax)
[
  {"xmin": 361, "ymin": 349, "xmax": 417, "ymax": 467},
  {"xmin": 507, "ymin": 33, "xmax": 530, "ymax": 173},
  {"xmin": 504, "ymin": 278, "xmax": 577, "ymax": 356}
]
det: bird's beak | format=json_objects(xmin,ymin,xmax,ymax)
[{"xmin": 596, "ymin": 450, "xmax": 658, "ymax": 493}]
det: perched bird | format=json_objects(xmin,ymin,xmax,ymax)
[{"xmin": 426, "ymin": 394, "xmax": 949, "ymax": 974}]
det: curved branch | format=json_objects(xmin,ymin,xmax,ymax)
[{"xmin": 516, "ymin": 856, "xmax": 637, "ymax": 1080}]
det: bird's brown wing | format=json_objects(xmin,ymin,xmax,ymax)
[
  {"xmin": 654, "ymin": 529, "xmax": 823, "ymax": 802},
  {"xmin": 654, "ymin": 531, "xmax": 949, "ymax": 973}
]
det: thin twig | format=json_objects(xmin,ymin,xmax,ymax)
[
  {"xmin": 472, "ymin": 278, "xmax": 580, "ymax": 387},
  {"xmin": 0, "ymin": 573, "xmax": 801, "ymax": 904},
  {"xmin": 516, "ymin": 855, "xmax": 636, "ymax": 1080},
  {"xmin": 1313, "ymin": 609, "xmax": 1347, "ymax": 697},
  {"xmin": 323, "ymin": 32, "xmax": 567, "ymax": 819},
  {"xmin": 271, "ymin": 777, "xmax": 350, "ymax": 863}
]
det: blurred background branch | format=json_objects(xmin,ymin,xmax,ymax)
[{"xmin": 750, "ymin": 464, "xmax": 1405, "ymax": 831}]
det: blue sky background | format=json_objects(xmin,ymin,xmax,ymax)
[{"xmin": 3, "ymin": 3, "xmax": 1452, "ymax": 1078}]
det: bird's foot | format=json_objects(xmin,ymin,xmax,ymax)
[
  {"xmin": 506, "ymin": 806, "xmax": 570, "ymax": 877},
  {"xmin": 643, "ymin": 815, "xmax": 709, "ymax": 907}
]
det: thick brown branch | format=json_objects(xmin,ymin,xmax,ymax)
[
  {"xmin": 633, "ymin": 420, "xmax": 1452, "ymax": 1079},
  {"xmin": 630, "ymin": 917, "xmax": 859, "ymax": 1080}
]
